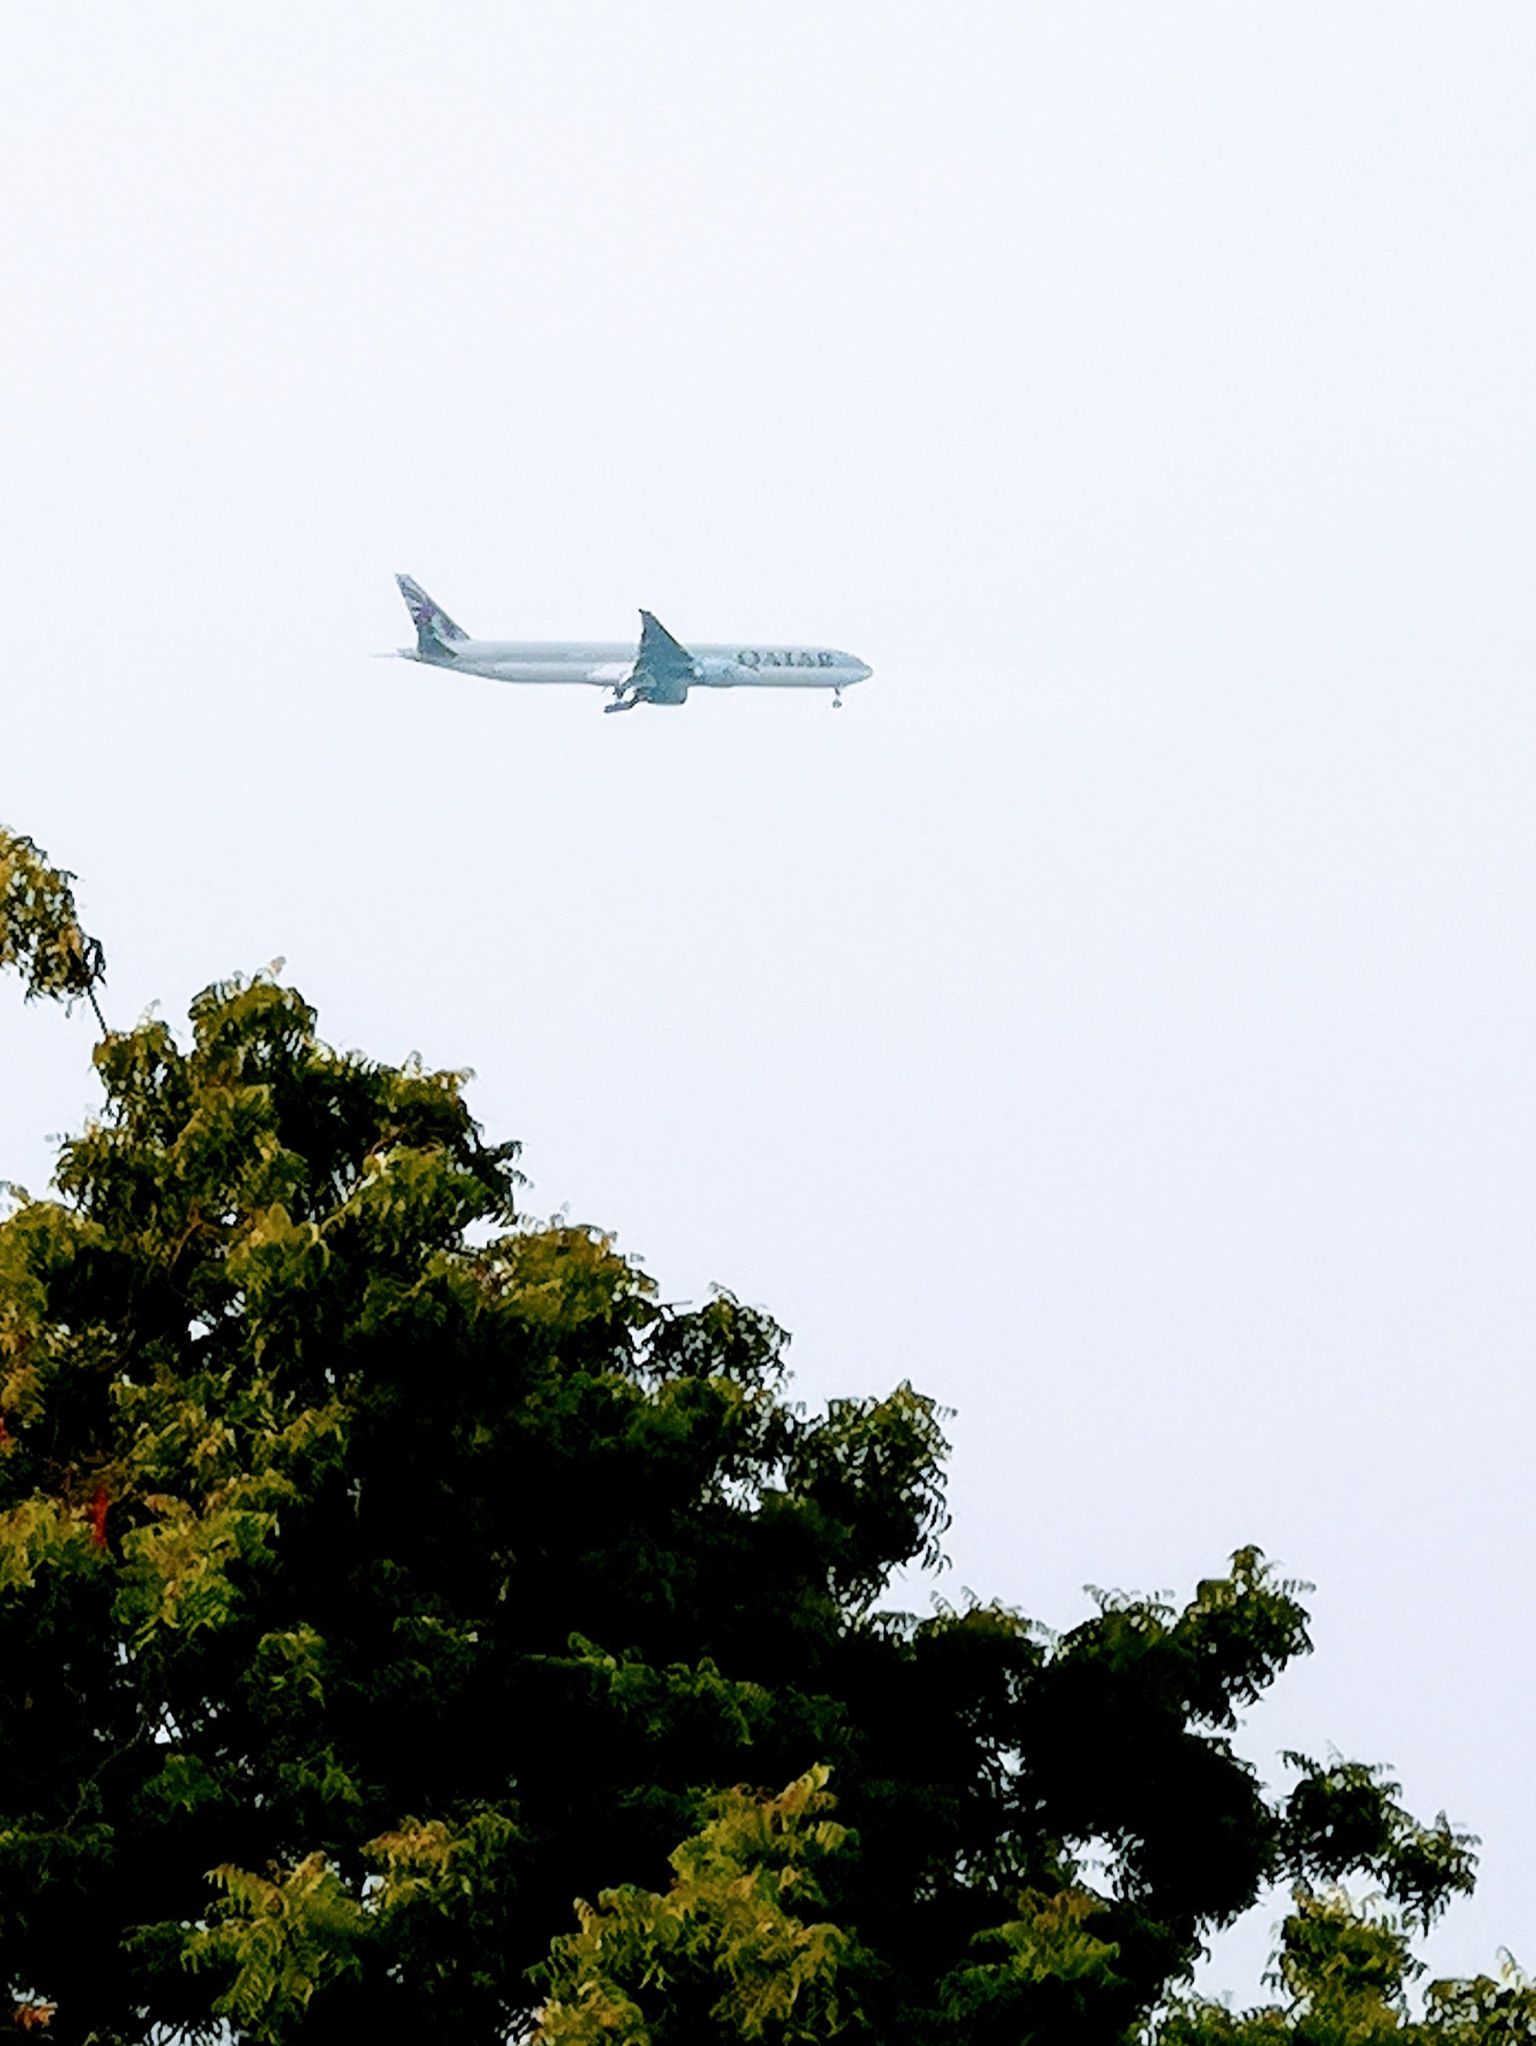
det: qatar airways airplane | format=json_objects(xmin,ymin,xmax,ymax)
[{"xmin": 391, "ymin": 575, "xmax": 872, "ymax": 713}]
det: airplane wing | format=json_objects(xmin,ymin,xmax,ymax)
[{"xmin": 605, "ymin": 610, "xmax": 698, "ymax": 711}]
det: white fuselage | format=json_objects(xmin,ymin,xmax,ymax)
[{"xmin": 401, "ymin": 639, "xmax": 873, "ymax": 693}]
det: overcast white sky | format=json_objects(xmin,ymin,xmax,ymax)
[{"xmin": 4, "ymin": 1, "xmax": 1533, "ymax": 1999}]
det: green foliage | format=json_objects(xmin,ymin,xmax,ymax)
[
  {"xmin": 0, "ymin": 830, "xmax": 1516, "ymax": 2044},
  {"xmin": 536, "ymin": 1766, "xmax": 867, "ymax": 2044},
  {"xmin": 0, "ymin": 826, "xmax": 105, "ymax": 1015},
  {"xmin": 179, "ymin": 1854, "xmax": 368, "ymax": 2037},
  {"xmin": 1423, "ymin": 1962, "xmax": 1536, "ymax": 2043},
  {"xmin": 935, "ymin": 1886, "xmax": 1126, "ymax": 2046},
  {"xmin": 1158, "ymin": 1889, "xmax": 1536, "ymax": 2045},
  {"xmin": 163, "ymin": 1805, "xmax": 526, "ymax": 2043},
  {"xmin": 1280, "ymin": 1755, "xmax": 1477, "ymax": 1930}
]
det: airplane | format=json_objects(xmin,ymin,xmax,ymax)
[{"xmin": 390, "ymin": 575, "xmax": 873, "ymax": 713}]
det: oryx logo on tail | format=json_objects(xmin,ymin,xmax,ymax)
[{"xmin": 396, "ymin": 574, "xmax": 469, "ymax": 658}]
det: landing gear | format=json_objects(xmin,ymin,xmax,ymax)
[{"xmin": 832, "ymin": 686, "xmax": 844, "ymax": 710}]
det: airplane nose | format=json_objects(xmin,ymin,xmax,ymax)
[{"xmin": 851, "ymin": 659, "xmax": 872, "ymax": 682}]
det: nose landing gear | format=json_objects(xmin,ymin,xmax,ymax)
[{"xmin": 832, "ymin": 686, "xmax": 844, "ymax": 710}]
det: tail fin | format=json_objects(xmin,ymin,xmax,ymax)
[{"xmin": 396, "ymin": 573, "xmax": 469, "ymax": 656}]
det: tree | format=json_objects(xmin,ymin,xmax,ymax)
[
  {"xmin": 0, "ymin": 828, "xmax": 105, "ymax": 1024},
  {"xmin": 0, "ymin": 825, "xmax": 1513, "ymax": 2043},
  {"xmin": 1159, "ymin": 1888, "xmax": 1536, "ymax": 2045}
]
